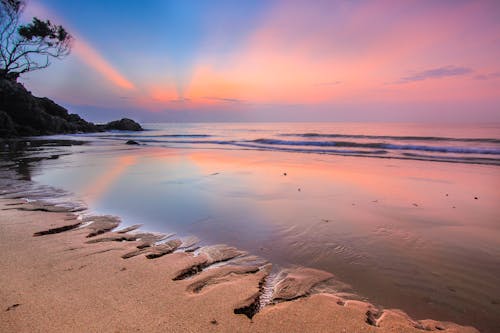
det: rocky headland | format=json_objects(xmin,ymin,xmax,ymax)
[{"xmin": 0, "ymin": 78, "xmax": 142, "ymax": 137}]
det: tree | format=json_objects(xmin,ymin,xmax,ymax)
[{"xmin": 0, "ymin": 0, "xmax": 72, "ymax": 81}]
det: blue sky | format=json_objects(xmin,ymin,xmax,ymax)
[{"xmin": 19, "ymin": 0, "xmax": 500, "ymax": 123}]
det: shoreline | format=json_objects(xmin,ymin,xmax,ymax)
[{"xmin": 0, "ymin": 193, "xmax": 480, "ymax": 332}]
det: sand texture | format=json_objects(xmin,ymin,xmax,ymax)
[{"xmin": 0, "ymin": 198, "xmax": 479, "ymax": 333}]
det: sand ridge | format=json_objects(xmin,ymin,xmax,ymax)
[{"xmin": 0, "ymin": 198, "xmax": 479, "ymax": 333}]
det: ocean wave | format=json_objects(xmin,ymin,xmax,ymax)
[
  {"xmin": 280, "ymin": 133, "xmax": 500, "ymax": 144},
  {"xmin": 104, "ymin": 134, "xmax": 213, "ymax": 138},
  {"xmin": 249, "ymin": 138, "xmax": 500, "ymax": 155}
]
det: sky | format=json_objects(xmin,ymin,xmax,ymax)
[{"xmin": 19, "ymin": 0, "xmax": 500, "ymax": 123}]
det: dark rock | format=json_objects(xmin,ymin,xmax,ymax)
[
  {"xmin": 101, "ymin": 118, "xmax": 143, "ymax": 131},
  {"xmin": 0, "ymin": 110, "xmax": 16, "ymax": 136},
  {"xmin": 0, "ymin": 78, "xmax": 100, "ymax": 136},
  {"xmin": 125, "ymin": 140, "xmax": 139, "ymax": 145}
]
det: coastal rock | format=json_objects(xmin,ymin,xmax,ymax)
[
  {"xmin": 0, "ymin": 110, "xmax": 15, "ymax": 136},
  {"xmin": 0, "ymin": 78, "xmax": 100, "ymax": 136},
  {"xmin": 272, "ymin": 267, "xmax": 335, "ymax": 301},
  {"xmin": 102, "ymin": 118, "xmax": 143, "ymax": 131},
  {"xmin": 125, "ymin": 140, "xmax": 140, "ymax": 145},
  {"xmin": 0, "ymin": 78, "xmax": 143, "ymax": 137}
]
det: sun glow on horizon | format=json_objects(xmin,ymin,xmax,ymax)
[{"xmin": 22, "ymin": 0, "xmax": 500, "ymax": 122}]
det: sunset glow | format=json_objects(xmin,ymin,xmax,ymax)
[{"xmin": 22, "ymin": 0, "xmax": 500, "ymax": 122}]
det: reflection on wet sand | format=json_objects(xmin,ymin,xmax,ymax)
[{"xmin": 30, "ymin": 145, "xmax": 500, "ymax": 332}]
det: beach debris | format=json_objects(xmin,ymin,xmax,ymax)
[
  {"xmin": 298, "ymin": 188, "xmax": 301, "ymax": 192},
  {"xmin": 5, "ymin": 303, "xmax": 20, "ymax": 311},
  {"xmin": 33, "ymin": 221, "xmax": 82, "ymax": 236},
  {"xmin": 210, "ymin": 319, "xmax": 218, "ymax": 325},
  {"xmin": 210, "ymin": 172, "xmax": 219, "ymax": 176},
  {"xmin": 83, "ymin": 215, "xmax": 121, "ymax": 237},
  {"xmin": 125, "ymin": 140, "xmax": 139, "ymax": 145},
  {"xmin": 283, "ymin": 172, "xmax": 287, "ymax": 176},
  {"xmin": 474, "ymin": 196, "xmax": 478, "ymax": 200},
  {"xmin": 412, "ymin": 203, "xmax": 419, "ymax": 207}
]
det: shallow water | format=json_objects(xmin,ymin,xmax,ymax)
[{"xmin": 4, "ymin": 122, "xmax": 500, "ymax": 332}]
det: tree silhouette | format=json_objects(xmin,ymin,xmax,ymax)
[{"xmin": 0, "ymin": 0, "xmax": 72, "ymax": 81}]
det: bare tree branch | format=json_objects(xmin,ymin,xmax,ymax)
[{"xmin": 0, "ymin": 0, "xmax": 72, "ymax": 80}]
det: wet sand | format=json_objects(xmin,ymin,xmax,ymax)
[
  {"xmin": 28, "ymin": 144, "xmax": 500, "ymax": 332},
  {"xmin": 0, "ymin": 198, "xmax": 479, "ymax": 332}
]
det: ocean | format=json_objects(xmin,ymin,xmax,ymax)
[{"xmin": 78, "ymin": 122, "xmax": 500, "ymax": 165}]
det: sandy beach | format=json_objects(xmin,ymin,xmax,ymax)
[{"xmin": 0, "ymin": 196, "xmax": 480, "ymax": 333}]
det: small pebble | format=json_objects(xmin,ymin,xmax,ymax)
[
  {"xmin": 474, "ymin": 197, "xmax": 478, "ymax": 200},
  {"xmin": 210, "ymin": 319, "xmax": 218, "ymax": 325},
  {"xmin": 283, "ymin": 172, "xmax": 287, "ymax": 176}
]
